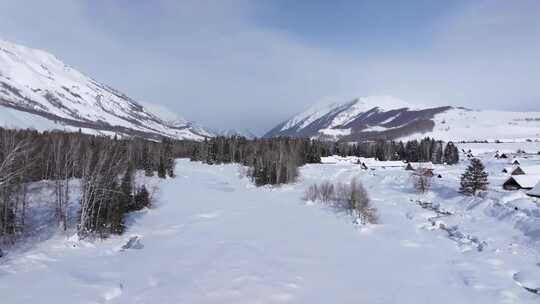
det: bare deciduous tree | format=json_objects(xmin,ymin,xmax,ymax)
[
  {"xmin": 303, "ymin": 178, "xmax": 378, "ymax": 224},
  {"xmin": 412, "ymin": 167, "xmax": 432, "ymax": 194}
]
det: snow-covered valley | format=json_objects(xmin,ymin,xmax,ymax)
[{"xmin": 2, "ymin": 144, "xmax": 540, "ymax": 303}]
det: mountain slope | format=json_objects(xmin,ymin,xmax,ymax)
[
  {"xmin": 265, "ymin": 96, "xmax": 540, "ymax": 142},
  {"xmin": 0, "ymin": 39, "xmax": 211, "ymax": 140},
  {"xmin": 211, "ymin": 128, "xmax": 258, "ymax": 139}
]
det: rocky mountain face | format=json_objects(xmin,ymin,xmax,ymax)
[
  {"xmin": 0, "ymin": 39, "xmax": 211, "ymax": 140},
  {"xmin": 265, "ymin": 96, "xmax": 540, "ymax": 142}
]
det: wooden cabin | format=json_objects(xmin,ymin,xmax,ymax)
[
  {"xmin": 503, "ymin": 176, "xmax": 539, "ymax": 190},
  {"xmin": 502, "ymin": 166, "xmax": 525, "ymax": 175}
]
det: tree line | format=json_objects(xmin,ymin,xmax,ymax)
[
  {"xmin": 189, "ymin": 136, "xmax": 460, "ymax": 186},
  {"xmin": 190, "ymin": 137, "xmax": 323, "ymax": 186},
  {"xmin": 331, "ymin": 137, "xmax": 459, "ymax": 165},
  {"xmin": 0, "ymin": 128, "xmax": 176, "ymax": 244}
]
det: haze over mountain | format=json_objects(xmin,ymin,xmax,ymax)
[
  {"xmin": 265, "ymin": 96, "xmax": 540, "ymax": 142},
  {"xmin": 0, "ymin": 39, "xmax": 212, "ymax": 140},
  {"xmin": 1, "ymin": 1, "xmax": 538, "ymax": 134}
]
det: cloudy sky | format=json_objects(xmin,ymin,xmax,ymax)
[{"xmin": 0, "ymin": 0, "xmax": 539, "ymax": 134}]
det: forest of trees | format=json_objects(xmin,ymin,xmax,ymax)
[
  {"xmin": 0, "ymin": 128, "xmax": 176, "ymax": 244},
  {"xmin": 331, "ymin": 138, "xmax": 460, "ymax": 165},
  {"xmin": 191, "ymin": 136, "xmax": 460, "ymax": 186},
  {"xmin": 191, "ymin": 137, "xmax": 323, "ymax": 186},
  {"xmin": 1, "ymin": 128, "xmax": 461, "ymax": 246}
]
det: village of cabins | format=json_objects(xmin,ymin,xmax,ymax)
[
  {"xmin": 498, "ymin": 151, "xmax": 540, "ymax": 197},
  {"xmin": 320, "ymin": 149, "xmax": 540, "ymax": 199}
]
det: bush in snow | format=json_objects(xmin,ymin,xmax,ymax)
[
  {"xmin": 318, "ymin": 181, "xmax": 335, "ymax": 203},
  {"xmin": 303, "ymin": 184, "xmax": 321, "ymax": 202},
  {"xmin": 303, "ymin": 181, "xmax": 335, "ymax": 203},
  {"xmin": 459, "ymin": 158, "xmax": 489, "ymax": 196},
  {"xmin": 303, "ymin": 178, "xmax": 378, "ymax": 224},
  {"xmin": 412, "ymin": 168, "xmax": 433, "ymax": 194}
]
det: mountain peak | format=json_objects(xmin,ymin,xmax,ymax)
[
  {"xmin": 0, "ymin": 39, "xmax": 211, "ymax": 140},
  {"xmin": 265, "ymin": 96, "xmax": 540, "ymax": 142}
]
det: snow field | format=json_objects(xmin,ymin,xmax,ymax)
[{"xmin": 1, "ymin": 145, "xmax": 540, "ymax": 302}]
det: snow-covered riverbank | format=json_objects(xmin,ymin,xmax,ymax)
[{"xmin": 1, "ymin": 156, "xmax": 539, "ymax": 303}]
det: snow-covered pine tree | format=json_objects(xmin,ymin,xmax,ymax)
[{"xmin": 459, "ymin": 158, "xmax": 489, "ymax": 196}]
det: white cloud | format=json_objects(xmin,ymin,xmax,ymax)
[{"xmin": 0, "ymin": 0, "xmax": 538, "ymax": 134}]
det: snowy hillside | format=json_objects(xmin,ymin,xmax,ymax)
[
  {"xmin": 0, "ymin": 39, "xmax": 211, "ymax": 140},
  {"xmin": 265, "ymin": 96, "xmax": 540, "ymax": 142},
  {"xmin": 2, "ymin": 152, "xmax": 540, "ymax": 303}
]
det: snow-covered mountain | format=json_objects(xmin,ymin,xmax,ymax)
[
  {"xmin": 265, "ymin": 96, "xmax": 540, "ymax": 142},
  {"xmin": 0, "ymin": 39, "xmax": 212, "ymax": 140}
]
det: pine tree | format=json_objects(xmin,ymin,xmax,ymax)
[
  {"xmin": 134, "ymin": 185, "xmax": 151, "ymax": 210},
  {"xmin": 142, "ymin": 143, "xmax": 153, "ymax": 177},
  {"xmin": 157, "ymin": 155, "xmax": 167, "ymax": 179},
  {"xmin": 444, "ymin": 142, "xmax": 459, "ymax": 165},
  {"xmin": 162, "ymin": 138, "xmax": 175, "ymax": 177},
  {"xmin": 120, "ymin": 165, "xmax": 134, "ymax": 212},
  {"xmin": 431, "ymin": 141, "xmax": 443, "ymax": 164},
  {"xmin": 459, "ymin": 158, "xmax": 489, "ymax": 196}
]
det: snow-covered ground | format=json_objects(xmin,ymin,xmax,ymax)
[{"xmin": 1, "ymin": 146, "xmax": 540, "ymax": 303}]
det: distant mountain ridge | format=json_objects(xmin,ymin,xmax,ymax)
[
  {"xmin": 0, "ymin": 39, "xmax": 212, "ymax": 140},
  {"xmin": 212, "ymin": 128, "xmax": 258, "ymax": 139},
  {"xmin": 265, "ymin": 96, "xmax": 540, "ymax": 142}
]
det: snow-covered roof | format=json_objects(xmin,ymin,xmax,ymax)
[
  {"xmin": 319, "ymin": 156, "xmax": 406, "ymax": 168},
  {"xmin": 504, "ymin": 175, "xmax": 540, "ymax": 189},
  {"xmin": 320, "ymin": 156, "xmax": 377, "ymax": 165},
  {"xmin": 527, "ymin": 182, "xmax": 540, "ymax": 197},
  {"xmin": 502, "ymin": 166, "xmax": 525, "ymax": 175}
]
